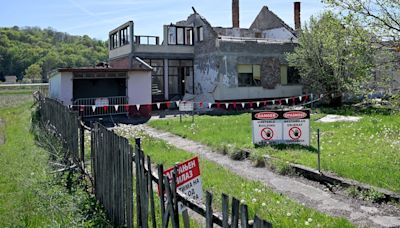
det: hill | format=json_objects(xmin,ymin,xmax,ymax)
[{"xmin": 0, "ymin": 26, "xmax": 108, "ymax": 82}]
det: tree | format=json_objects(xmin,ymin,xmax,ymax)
[
  {"xmin": 323, "ymin": 0, "xmax": 399, "ymax": 47},
  {"xmin": 287, "ymin": 12, "xmax": 375, "ymax": 103},
  {"xmin": 24, "ymin": 63, "xmax": 42, "ymax": 82}
]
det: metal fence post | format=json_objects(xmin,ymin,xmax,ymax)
[{"xmin": 317, "ymin": 128, "xmax": 321, "ymax": 173}]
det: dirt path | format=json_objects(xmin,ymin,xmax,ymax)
[{"xmin": 137, "ymin": 124, "xmax": 400, "ymax": 228}]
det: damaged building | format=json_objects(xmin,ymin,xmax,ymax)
[{"xmin": 108, "ymin": 0, "xmax": 303, "ymax": 104}]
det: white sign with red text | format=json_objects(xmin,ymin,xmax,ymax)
[
  {"xmin": 164, "ymin": 157, "xmax": 202, "ymax": 212},
  {"xmin": 252, "ymin": 110, "xmax": 310, "ymax": 146}
]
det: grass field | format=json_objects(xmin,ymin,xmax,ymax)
[
  {"xmin": 149, "ymin": 109, "xmax": 400, "ymax": 193},
  {"xmin": 115, "ymin": 128, "xmax": 353, "ymax": 227},
  {"xmin": 0, "ymin": 91, "xmax": 108, "ymax": 226}
]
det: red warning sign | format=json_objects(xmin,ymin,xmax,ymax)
[
  {"xmin": 289, "ymin": 127, "xmax": 302, "ymax": 140},
  {"xmin": 261, "ymin": 128, "xmax": 274, "ymax": 140}
]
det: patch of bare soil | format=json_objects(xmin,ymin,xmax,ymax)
[{"xmin": 133, "ymin": 124, "xmax": 400, "ymax": 228}]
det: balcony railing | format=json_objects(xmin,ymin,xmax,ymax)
[
  {"xmin": 134, "ymin": 35, "xmax": 160, "ymax": 45},
  {"xmin": 73, "ymin": 96, "xmax": 128, "ymax": 117}
]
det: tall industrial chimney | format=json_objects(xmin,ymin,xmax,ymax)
[
  {"xmin": 294, "ymin": 2, "xmax": 301, "ymax": 31},
  {"xmin": 232, "ymin": 0, "xmax": 239, "ymax": 28}
]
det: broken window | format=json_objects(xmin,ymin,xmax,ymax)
[
  {"xmin": 197, "ymin": 26, "xmax": 204, "ymax": 41},
  {"xmin": 110, "ymin": 26, "xmax": 130, "ymax": 49},
  {"xmin": 110, "ymin": 32, "xmax": 119, "ymax": 49},
  {"xmin": 280, "ymin": 65, "xmax": 300, "ymax": 85},
  {"xmin": 237, "ymin": 64, "xmax": 261, "ymax": 87},
  {"xmin": 186, "ymin": 28, "xmax": 193, "ymax": 45},
  {"xmin": 168, "ymin": 25, "xmax": 194, "ymax": 45},
  {"xmin": 119, "ymin": 26, "xmax": 129, "ymax": 46},
  {"xmin": 177, "ymin": 27, "xmax": 184, "ymax": 45},
  {"xmin": 144, "ymin": 59, "xmax": 164, "ymax": 99},
  {"xmin": 168, "ymin": 26, "xmax": 176, "ymax": 45},
  {"xmin": 168, "ymin": 59, "xmax": 194, "ymax": 97},
  {"xmin": 288, "ymin": 67, "xmax": 300, "ymax": 84}
]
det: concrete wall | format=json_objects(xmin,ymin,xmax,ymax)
[
  {"xmin": 49, "ymin": 73, "xmax": 61, "ymax": 99},
  {"xmin": 127, "ymin": 71, "xmax": 152, "ymax": 105},
  {"xmin": 193, "ymin": 38, "xmax": 300, "ymax": 102},
  {"xmin": 109, "ymin": 44, "xmax": 132, "ymax": 60},
  {"xmin": 214, "ymin": 84, "xmax": 303, "ymax": 100},
  {"xmin": 60, "ymin": 72, "xmax": 73, "ymax": 105}
]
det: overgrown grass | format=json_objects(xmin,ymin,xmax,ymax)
[
  {"xmin": 0, "ymin": 95, "xmax": 108, "ymax": 226},
  {"xmin": 149, "ymin": 110, "xmax": 400, "ymax": 193},
  {"xmin": 118, "ymin": 129, "xmax": 352, "ymax": 227}
]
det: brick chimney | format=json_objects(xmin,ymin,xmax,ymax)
[
  {"xmin": 232, "ymin": 0, "xmax": 239, "ymax": 28},
  {"xmin": 294, "ymin": 2, "xmax": 301, "ymax": 31}
]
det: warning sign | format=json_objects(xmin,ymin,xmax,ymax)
[
  {"xmin": 164, "ymin": 157, "xmax": 203, "ymax": 212},
  {"xmin": 261, "ymin": 128, "xmax": 274, "ymax": 140},
  {"xmin": 252, "ymin": 110, "xmax": 310, "ymax": 146},
  {"xmin": 289, "ymin": 127, "xmax": 302, "ymax": 140}
]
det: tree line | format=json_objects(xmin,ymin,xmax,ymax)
[{"xmin": 0, "ymin": 26, "xmax": 108, "ymax": 82}]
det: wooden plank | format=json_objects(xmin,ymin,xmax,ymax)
[
  {"xmin": 139, "ymin": 149, "xmax": 149, "ymax": 228},
  {"xmin": 147, "ymin": 156, "xmax": 157, "ymax": 228},
  {"xmin": 127, "ymin": 146, "xmax": 134, "ymax": 228},
  {"xmin": 158, "ymin": 164, "xmax": 165, "ymax": 226},
  {"xmin": 206, "ymin": 191, "xmax": 213, "ymax": 228},
  {"xmin": 135, "ymin": 138, "xmax": 142, "ymax": 227},
  {"xmin": 231, "ymin": 197, "xmax": 240, "ymax": 228},
  {"xmin": 222, "ymin": 193, "xmax": 229, "ymax": 228},
  {"xmin": 240, "ymin": 204, "xmax": 249, "ymax": 228},
  {"xmin": 171, "ymin": 167, "xmax": 179, "ymax": 228}
]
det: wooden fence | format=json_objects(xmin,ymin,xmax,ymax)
[
  {"xmin": 91, "ymin": 123, "xmax": 134, "ymax": 227},
  {"xmin": 37, "ymin": 94, "xmax": 81, "ymax": 164},
  {"xmin": 133, "ymin": 138, "xmax": 273, "ymax": 228},
  {"xmin": 37, "ymin": 94, "xmax": 273, "ymax": 227}
]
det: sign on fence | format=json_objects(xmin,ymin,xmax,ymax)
[
  {"xmin": 252, "ymin": 110, "xmax": 310, "ymax": 146},
  {"xmin": 95, "ymin": 98, "xmax": 109, "ymax": 107},
  {"xmin": 164, "ymin": 157, "xmax": 203, "ymax": 212}
]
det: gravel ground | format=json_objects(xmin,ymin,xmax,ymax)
[{"xmin": 114, "ymin": 123, "xmax": 400, "ymax": 227}]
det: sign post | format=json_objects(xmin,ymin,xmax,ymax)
[
  {"xmin": 163, "ymin": 157, "xmax": 203, "ymax": 212},
  {"xmin": 252, "ymin": 110, "xmax": 310, "ymax": 146},
  {"xmin": 179, "ymin": 101, "xmax": 195, "ymax": 123}
]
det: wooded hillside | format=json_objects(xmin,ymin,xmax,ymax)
[{"xmin": 0, "ymin": 26, "xmax": 108, "ymax": 82}]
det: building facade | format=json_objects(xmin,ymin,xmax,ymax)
[{"xmin": 108, "ymin": 1, "xmax": 303, "ymax": 104}]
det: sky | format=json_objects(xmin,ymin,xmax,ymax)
[{"xmin": 0, "ymin": 0, "xmax": 326, "ymax": 40}]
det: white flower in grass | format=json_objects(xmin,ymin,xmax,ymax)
[
  {"xmin": 276, "ymin": 201, "xmax": 280, "ymax": 204},
  {"xmin": 305, "ymin": 221, "xmax": 310, "ymax": 226},
  {"xmin": 261, "ymin": 203, "xmax": 266, "ymax": 207},
  {"xmin": 286, "ymin": 212, "xmax": 291, "ymax": 217},
  {"xmin": 308, "ymin": 218, "xmax": 313, "ymax": 223},
  {"xmin": 30, "ymin": 172, "xmax": 35, "ymax": 176},
  {"xmin": 240, "ymin": 199, "xmax": 245, "ymax": 204},
  {"xmin": 252, "ymin": 198, "xmax": 257, "ymax": 203}
]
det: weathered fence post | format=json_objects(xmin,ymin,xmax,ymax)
[
  {"xmin": 135, "ymin": 138, "xmax": 142, "ymax": 227},
  {"xmin": 158, "ymin": 164, "xmax": 165, "ymax": 226},
  {"xmin": 231, "ymin": 197, "xmax": 240, "ymax": 228},
  {"xmin": 222, "ymin": 193, "xmax": 229, "ymax": 228},
  {"xmin": 240, "ymin": 204, "xmax": 249, "ymax": 228},
  {"xmin": 79, "ymin": 117, "xmax": 85, "ymax": 173},
  {"xmin": 147, "ymin": 156, "xmax": 157, "ymax": 228},
  {"xmin": 317, "ymin": 128, "xmax": 321, "ymax": 173},
  {"xmin": 206, "ymin": 191, "xmax": 213, "ymax": 228}
]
